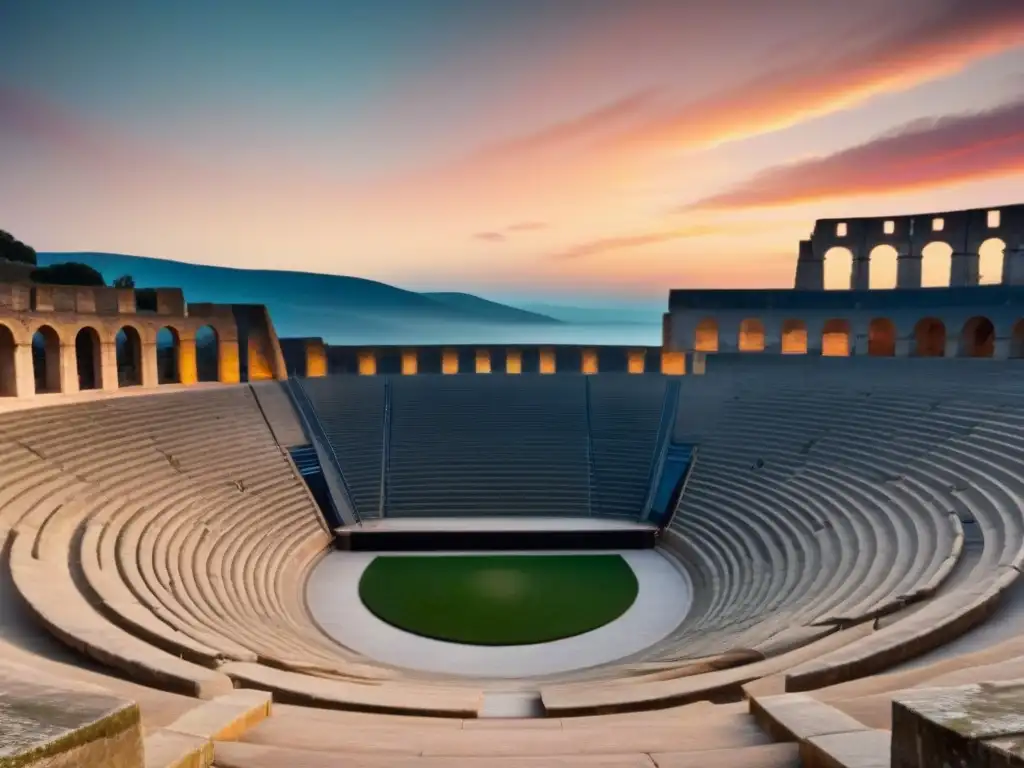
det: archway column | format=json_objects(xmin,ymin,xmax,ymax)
[
  {"xmin": 897, "ymin": 252, "xmax": 923, "ymax": 289},
  {"xmin": 13, "ymin": 344, "xmax": 35, "ymax": 397},
  {"xmin": 1005, "ymin": 247, "xmax": 1024, "ymax": 285},
  {"xmin": 851, "ymin": 254, "xmax": 870, "ymax": 290},
  {"xmin": 950, "ymin": 252, "xmax": 980, "ymax": 287},
  {"xmin": 100, "ymin": 341, "xmax": 119, "ymax": 391},
  {"xmin": 993, "ymin": 337, "xmax": 1011, "ymax": 360},
  {"xmin": 141, "ymin": 342, "xmax": 159, "ymax": 387},
  {"xmin": 944, "ymin": 337, "xmax": 960, "ymax": 358},
  {"xmin": 895, "ymin": 338, "xmax": 912, "ymax": 357},
  {"xmin": 59, "ymin": 343, "xmax": 78, "ymax": 395},
  {"xmin": 178, "ymin": 337, "xmax": 198, "ymax": 385},
  {"xmin": 219, "ymin": 340, "xmax": 241, "ymax": 384}
]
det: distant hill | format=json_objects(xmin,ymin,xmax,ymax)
[
  {"xmin": 36, "ymin": 252, "xmax": 561, "ymax": 344},
  {"xmin": 423, "ymin": 293, "xmax": 560, "ymax": 324},
  {"xmin": 519, "ymin": 302, "xmax": 663, "ymax": 326}
]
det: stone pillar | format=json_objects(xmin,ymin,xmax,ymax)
[
  {"xmin": 59, "ymin": 343, "xmax": 78, "ymax": 395},
  {"xmin": 581, "ymin": 348, "xmax": 598, "ymax": 374},
  {"xmin": 13, "ymin": 344, "xmax": 35, "ymax": 397},
  {"xmin": 897, "ymin": 251, "xmax": 923, "ymax": 288},
  {"xmin": 793, "ymin": 240, "xmax": 823, "ymax": 290},
  {"xmin": 895, "ymin": 338, "xmax": 911, "ymax": 358},
  {"xmin": 1003, "ymin": 247, "xmax": 1024, "ymax": 285},
  {"xmin": 506, "ymin": 349, "xmax": 522, "ymax": 374},
  {"xmin": 178, "ymin": 337, "xmax": 198, "ymax": 385},
  {"xmin": 690, "ymin": 351, "xmax": 706, "ymax": 375},
  {"xmin": 950, "ymin": 252, "xmax": 980, "ymax": 287},
  {"xmin": 851, "ymin": 254, "xmax": 870, "ymax": 290},
  {"xmin": 944, "ymin": 336, "xmax": 960, "ymax": 359},
  {"xmin": 219, "ymin": 340, "xmax": 241, "ymax": 384},
  {"xmin": 993, "ymin": 337, "xmax": 1011, "ymax": 360},
  {"xmin": 141, "ymin": 342, "xmax": 159, "ymax": 387},
  {"xmin": 475, "ymin": 349, "xmax": 491, "ymax": 374},
  {"xmin": 401, "ymin": 349, "xmax": 417, "ymax": 375},
  {"xmin": 116, "ymin": 289, "xmax": 136, "ymax": 314},
  {"xmin": 100, "ymin": 341, "xmax": 119, "ymax": 391}
]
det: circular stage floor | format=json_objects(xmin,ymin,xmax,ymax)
[{"xmin": 306, "ymin": 549, "xmax": 692, "ymax": 678}]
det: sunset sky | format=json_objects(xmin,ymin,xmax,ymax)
[{"xmin": 2, "ymin": 0, "xmax": 1023, "ymax": 307}]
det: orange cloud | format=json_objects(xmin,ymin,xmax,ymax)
[
  {"xmin": 628, "ymin": 0, "xmax": 1024, "ymax": 152},
  {"xmin": 685, "ymin": 97, "xmax": 1024, "ymax": 210},
  {"xmin": 551, "ymin": 219, "xmax": 804, "ymax": 261}
]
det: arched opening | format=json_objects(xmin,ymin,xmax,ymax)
[
  {"xmin": 116, "ymin": 326, "xmax": 143, "ymax": 386},
  {"xmin": 694, "ymin": 318, "xmax": 719, "ymax": 352},
  {"xmin": 868, "ymin": 245, "xmax": 898, "ymax": 290},
  {"xmin": 823, "ymin": 247, "xmax": 853, "ymax": 290},
  {"xmin": 157, "ymin": 327, "xmax": 180, "ymax": 384},
  {"xmin": 868, "ymin": 318, "xmax": 896, "ymax": 356},
  {"xmin": 978, "ymin": 238, "xmax": 1005, "ymax": 285},
  {"xmin": 32, "ymin": 325, "xmax": 61, "ymax": 394},
  {"xmin": 0, "ymin": 324, "xmax": 16, "ymax": 396},
  {"xmin": 960, "ymin": 316, "xmax": 995, "ymax": 358},
  {"xmin": 781, "ymin": 319, "xmax": 807, "ymax": 354},
  {"xmin": 738, "ymin": 318, "xmax": 765, "ymax": 352},
  {"xmin": 822, "ymin": 319, "xmax": 850, "ymax": 356},
  {"xmin": 195, "ymin": 325, "xmax": 219, "ymax": 382},
  {"xmin": 921, "ymin": 242, "xmax": 952, "ymax": 288},
  {"xmin": 1012, "ymin": 319, "xmax": 1024, "ymax": 359},
  {"xmin": 75, "ymin": 327, "xmax": 102, "ymax": 390},
  {"xmin": 913, "ymin": 318, "xmax": 946, "ymax": 357}
]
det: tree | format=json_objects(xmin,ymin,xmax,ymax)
[
  {"xmin": 0, "ymin": 230, "xmax": 37, "ymax": 265},
  {"xmin": 30, "ymin": 262, "xmax": 106, "ymax": 287},
  {"xmin": 113, "ymin": 274, "xmax": 135, "ymax": 288}
]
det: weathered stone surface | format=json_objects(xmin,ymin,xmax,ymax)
[
  {"xmin": 892, "ymin": 680, "xmax": 1024, "ymax": 768},
  {"xmin": 749, "ymin": 693, "xmax": 866, "ymax": 743},
  {"xmin": 0, "ymin": 671, "xmax": 143, "ymax": 768},
  {"xmin": 803, "ymin": 729, "xmax": 890, "ymax": 768}
]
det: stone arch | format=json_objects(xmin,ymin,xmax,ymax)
[
  {"xmin": 780, "ymin": 319, "xmax": 807, "ymax": 354},
  {"xmin": 116, "ymin": 325, "xmax": 143, "ymax": 386},
  {"xmin": 1012, "ymin": 319, "xmax": 1024, "ymax": 359},
  {"xmin": 921, "ymin": 242, "xmax": 952, "ymax": 287},
  {"xmin": 868, "ymin": 245, "xmax": 898, "ymax": 290},
  {"xmin": 195, "ymin": 325, "xmax": 220, "ymax": 382},
  {"xmin": 823, "ymin": 247, "xmax": 853, "ymax": 290},
  {"xmin": 0, "ymin": 323, "xmax": 16, "ymax": 397},
  {"xmin": 694, "ymin": 318, "xmax": 719, "ymax": 352},
  {"xmin": 822, "ymin": 319, "xmax": 850, "ymax": 356},
  {"xmin": 157, "ymin": 326, "xmax": 181, "ymax": 384},
  {"xmin": 960, "ymin": 316, "xmax": 995, "ymax": 358},
  {"xmin": 738, "ymin": 318, "xmax": 765, "ymax": 352},
  {"xmin": 978, "ymin": 238, "xmax": 1005, "ymax": 285},
  {"xmin": 32, "ymin": 324, "xmax": 62, "ymax": 394},
  {"xmin": 75, "ymin": 326, "xmax": 102, "ymax": 390},
  {"xmin": 867, "ymin": 318, "xmax": 896, "ymax": 356},
  {"xmin": 914, "ymin": 317, "xmax": 946, "ymax": 357}
]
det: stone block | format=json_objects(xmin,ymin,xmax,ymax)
[
  {"xmin": 0, "ymin": 672, "xmax": 144, "ymax": 768},
  {"xmin": 892, "ymin": 680, "xmax": 1024, "ymax": 768}
]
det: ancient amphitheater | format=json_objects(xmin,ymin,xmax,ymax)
[{"xmin": 1, "ymin": 203, "xmax": 1023, "ymax": 767}]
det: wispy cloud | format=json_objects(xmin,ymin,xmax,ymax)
[
  {"xmin": 474, "ymin": 232, "xmax": 506, "ymax": 243},
  {"xmin": 551, "ymin": 220, "xmax": 799, "ymax": 260},
  {"xmin": 626, "ymin": 0, "xmax": 1024, "ymax": 152},
  {"xmin": 685, "ymin": 96, "xmax": 1024, "ymax": 210},
  {"xmin": 506, "ymin": 221, "xmax": 548, "ymax": 232}
]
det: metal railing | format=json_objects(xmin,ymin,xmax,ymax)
[{"xmin": 285, "ymin": 375, "xmax": 362, "ymax": 526}]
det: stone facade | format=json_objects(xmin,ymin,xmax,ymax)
[{"xmin": 0, "ymin": 283, "xmax": 248, "ymax": 399}]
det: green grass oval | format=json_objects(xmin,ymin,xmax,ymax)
[{"xmin": 358, "ymin": 554, "xmax": 639, "ymax": 646}]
